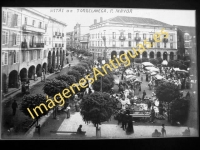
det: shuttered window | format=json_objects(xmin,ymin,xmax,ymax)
[
  {"xmin": 3, "ymin": 10, "xmax": 7, "ymax": 24},
  {"xmin": 2, "ymin": 31, "xmax": 9, "ymax": 45},
  {"xmin": 2, "ymin": 52, "xmax": 8, "ymax": 65},
  {"xmin": 13, "ymin": 14, "xmax": 18, "ymax": 26}
]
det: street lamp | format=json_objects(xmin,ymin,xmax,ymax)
[{"xmin": 98, "ymin": 60, "xmax": 105, "ymax": 92}]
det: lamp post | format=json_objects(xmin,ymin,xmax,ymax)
[{"xmin": 98, "ymin": 60, "xmax": 105, "ymax": 92}]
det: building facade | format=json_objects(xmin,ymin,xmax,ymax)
[
  {"xmin": 89, "ymin": 16, "xmax": 178, "ymax": 61},
  {"xmin": 1, "ymin": 7, "xmax": 67, "ymax": 95},
  {"xmin": 80, "ymin": 33, "xmax": 90, "ymax": 51},
  {"xmin": 66, "ymin": 31, "xmax": 74, "ymax": 50}
]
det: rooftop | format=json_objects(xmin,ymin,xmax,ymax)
[{"xmin": 90, "ymin": 16, "xmax": 172, "ymax": 27}]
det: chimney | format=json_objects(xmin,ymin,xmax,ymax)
[
  {"xmin": 100, "ymin": 17, "xmax": 103, "ymax": 22},
  {"xmin": 94, "ymin": 19, "xmax": 97, "ymax": 24}
]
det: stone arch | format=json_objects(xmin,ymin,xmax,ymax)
[
  {"xmin": 111, "ymin": 51, "xmax": 117, "ymax": 59},
  {"xmin": 142, "ymin": 51, "xmax": 147, "ymax": 58},
  {"xmin": 42, "ymin": 63, "xmax": 47, "ymax": 74},
  {"xmin": 119, "ymin": 51, "xmax": 125, "ymax": 59},
  {"xmin": 20, "ymin": 68, "xmax": 28, "ymax": 82},
  {"xmin": 157, "ymin": 52, "xmax": 161, "ymax": 58},
  {"xmin": 150, "ymin": 51, "xmax": 154, "ymax": 58},
  {"xmin": 8, "ymin": 70, "xmax": 18, "ymax": 88},
  {"xmin": 36, "ymin": 64, "xmax": 42, "ymax": 77},
  {"xmin": 28, "ymin": 65, "xmax": 35, "ymax": 79},
  {"xmin": 170, "ymin": 52, "xmax": 174, "ymax": 60},
  {"xmin": 163, "ymin": 51, "xmax": 168, "ymax": 60}
]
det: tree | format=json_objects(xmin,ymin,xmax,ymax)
[
  {"xmin": 170, "ymin": 98, "xmax": 190, "ymax": 125},
  {"xmin": 71, "ymin": 65, "xmax": 86, "ymax": 76},
  {"xmin": 20, "ymin": 94, "xmax": 49, "ymax": 126},
  {"xmin": 155, "ymin": 81, "xmax": 180, "ymax": 121},
  {"xmin": 67, "ymin": 69, "xmax": 81, "ymax": 82},
  {"xmin": 80, "ymin": 92, "xmax": 117, "ymax": 136},
  {"xmin": 43, "ymin": 79, "xmax": 68, "ymax": 118},
  {"xmin": 134, "ymin": 58, "xmax": 142, "ymax": 63},
  {"xmin": 142, "ymin": 58, "xmax": 149, "ymax": 62},
  {"xmin": 55, "ymin": 74, "xmax": 76, "ymax": 86},
  {"xmin": 156, "ymin": 57, "xmax": 163, "ymax": 64},
  {"xmin": 78, "ymin": 62, "xmax": 89, "ymax": 70},
  {"xmin": 150, "ymin": 58, "xmax": 158, "ymax": 66}
]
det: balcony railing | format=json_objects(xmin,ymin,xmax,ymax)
[
  {"xmin": 21, "ymin": 42, "xmax": 44, "ymax": 49},
  {"xmin": 135, "ymin": 37, "xmax": 141, "ymax": 41},
  {"xmin": 119, "ymin": 36, "xmax": 126, "ymax": 41},
  {"xmin": 22, "ymin": 24, "xmax": 45, "ymax": 33},
  {"xmin": 163, "ymin": 38, "xmax": 168, "ymax": 43},
  {"xmin": 149, "ymin": 38, "xmax": 155, "ymax": 42}
]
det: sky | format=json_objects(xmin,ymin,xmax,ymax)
[{"xmin": 33, "ymin": 7, "xmax": 195, "ymax": 34}]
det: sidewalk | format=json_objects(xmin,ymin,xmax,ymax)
[
  {"xmin": 26, "ymin": 111, "xmax": 198, "ymax": 139},
  {"xmin": 1, "ymin": 62, "xmax": 77, "ymax": 104}
]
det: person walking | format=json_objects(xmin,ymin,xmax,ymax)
[
  {"xmin": 142, "ymin": 90, "xmax": 146, "ymax": 100},
  {"xmin": 126, "ymin": 112, "xmax": 134, "ymax": 135},
  {"xmin": 12, "ymin": 99, "xmax": 18, "ymax": 116},
  {"xmin": 161, "ymin": 124, "xmax": 166, "ymax": 137},
  {"xmin": 121, "ymin": 112, "xmax": 127, "ymax": 130},
  {"xmin": 66, "ymin": 105, "xmax": 71, "ymax": 118}
]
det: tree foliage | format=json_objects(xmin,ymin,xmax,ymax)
[
  {"xmin": 67, "ymin": 69, "xmax": 81, "ymax": 82},
  {"xmin": 43, "ymin": 79, "xmax": 68, "ymax": 97},
  {"xmin": 20, "ymin": 94, "xmax": 49, "ymax": 123},
  {"xmin": 134, "ymin": 58, "xmax": 142, "ymax": 63},
  {"xmin": 155, "ymin": 81, "xmax": 180, "ymax": 103},
  {"xmin": 77, "ymin": 62, "xmax": 89, "ymax": 70},
  {"xmin": 170, "ymin": 98, "xmax": 190, "ymax": 125},
  {"xmin": 71, "ymin": 65, "xmax": 86, "ymax": 76},
  {"xmin": 142, "ymin": 57, "xmax": 149, "ymax": 62},
  {"xmin": 150, "ymin": 58, "xmax": 158, "ymax": 66},
  {"xmin": 156, "ymin": 57, "xmax": 163, "ymax": 64},
  {"xmin": 80, "ymin": 92, "xmax": 117, "ymax": 126},
  {"xmin": 55, "ymin": 74, "xmax": 76, "ymax": 86}
]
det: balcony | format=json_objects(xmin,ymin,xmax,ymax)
[
  {"xmin": 163, "ymin": 38, "xmax": 168, "ymax": 43},
  {"xmin": 102, "ymin": 36, "xmax": 106, "ymax": 41},
  {"xmin": 149, "ymin": 38, "xmax": 155, "ymax": 42},
  {"xmin": 119, "ymin": 36, "xmax": 126, "ymax": 41},
  {"xmin": 135, "ymin": 37, "xmax": 141, "ymax": 41},
  {"xmin": 21, "ymin": 42, "xmax": 44, "ymax": 49},
  {"xmin": 21, "ymin": 42, "xmax": 28, "ymax": 48},
  {"xmin": 36, "ymin": 43, "xmax": 44, "ymax": 48},
  {"xmin": 22, "ymin": 24, "xmax": 45, "ymax": 34}
]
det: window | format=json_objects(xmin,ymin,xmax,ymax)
[
  {"xmin": 16, "ymin": 51, "xmax": 19, "ymax": 63},
  {"xmin": 143, "ymin": 33, "xmax": 146, "ymax": 39},
  {"xmin": 101, "ymin": 33, "xmax": 102, "ymax": 38},
  {"xmin": 170, "ymin": 43, "xmax": 173, "ymax": 48},
  {"xmin": 34, "ymin": 50, "xmax": 37, "ymax": 60},
  {"xmin": 49, "ymin": 37, "xmax": 51, "ymax": 44},
  {"xmin": 128, "ymin": 41, "xmax": 131, "ymax": 47},
  {"xmin": 112, "ymin": 41, "xmax": 116, "ymax": 47},
  {"xmin": 39, "ymin": 22, "xmax": 42, "ymax": 28},
  {"xmin": 120, "ymin": 32, "xmax": 124, "ymax": 36},
  {"xmin": 13, "ymin": 14, "xmax": 18, "ymax": 26},
  {"xmin": 164, "ymin": 42, "xmax": 166, "ymax": 48},
  {"xmin": 101, "ymin": 41, "xmax": 102, "ymax": 46},
  {"xmin": 136, "ymin": 33, "xmax": 139, "ymax": 38},
  {"xmin": 98, "ymin": 41, "xmax": 99, "ymax": 46},
  {"xmin": 177, "ymin": 35, "xmax": 179, "ymax": 42},
  {"xmin": 37, "ymin": 50, "xmax": 40, "ymax": 59},
  {"xmin": 55, "ymin": 43, "xmax": 57, "ymax": 47},
  {"xmin": 27, "ymin": 51, "xmax": 31, "ymax": 61},
  {"xmin": 43, "ymin": 50, "xmax": 46, "ymax": 58},
  {"xmin": 22, "ymin": 51, "xmax": 26, "ymax": 62},
  {"xmin": 157, "ymin": 42, "xmax": 160, "ymax": 48},
  {"xmin": 136, "ymin": 41, "xmax": 139, "ymax": 46},
  {"xmin": 98, "ymin": 33, "xmax": 99, "ymax": 38},
  {"xmin": 13, "ymin": 33, "xmax": 17, "ymax": 46},
  {"xmin": 44, "ymin": 37, "xmax": 47, "ymax": 45},
  {"xmin": 32, "ymin": 20, "xmax": 35, "ymax": 26},
  {"xmin": 150, "ymin": 34, "xmax": 153, "ymax": 40},
  {"xmin": 121, "ymin": 41, "xmax": 124, "ymax": 47},
  {"xmin": 2, "ymin": 10, "xmax": 7, "ymax": 24},
  {"xmin": 170, "ymin": 35, "xmax": 173, "ymax": 41},
  {"xmin": 2, "ymin": 52, "xmax": 8, "ymax": 65},
  {"xmin": 2, "ymin": 31, "xmax": 9, "ymax": 45},
  {"xmin": 128, "ymin": 33, "xmax": 131, "ymax": 39},
  {"xmin": 24, "ymin": 17, "xmax": 27, "ymax": 25},
  {"xmin": 112, "ymin": 32, "xmax": 116, "ymax": 39}
]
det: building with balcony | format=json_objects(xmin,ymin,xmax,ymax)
[
  {"xmin": 175, "ymin": 25, "xmax": 196, "ymax": 60},
  {"xmin": 80, "ymin": 33, "xmax": 90, "ymax": 51},
  {"xmin": 1, "ymin": 7, "xmax": 67, "ymax": 95},
  {"xmin": 66, "ymin": 31, "xmax": 74, "ymax": 49},
  {"xmin": 2, "ymin": 7, "xmax": 22, "ymax": 93},
  {"xmin": 89, "ymin": 16, "xmax": 178, "ymax": 61}
]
